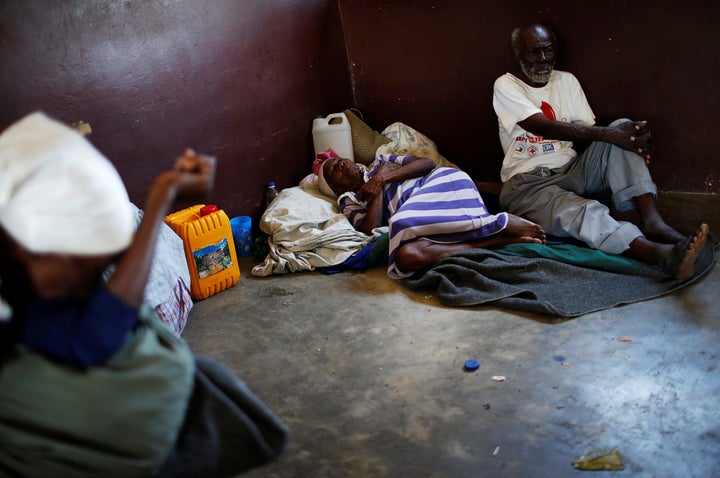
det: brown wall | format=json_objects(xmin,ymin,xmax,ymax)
[
  {"xmin": 1, "ymin": 0, "xmax": 718, "ymax": 226},
  {"xmin": 0, "ymin": 0, "xmax": 352, "ymax": 220},
  {"xmin": 339, "ymin": 0, "xmax": 720, "ymax": 193}
]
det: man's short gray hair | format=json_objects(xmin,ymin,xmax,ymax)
[
  {"xmin": 511, "ymin": 24, "xmax": 556, "ymax": 57},
  {"xmin": 511, "ymin": 27, "xmax": 522, "ymax": 57}
]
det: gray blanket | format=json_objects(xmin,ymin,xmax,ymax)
[
  {"xmin": 401, "ymin": 239, "xmax": 718, "ymax": 318},
  {"xmin": 156, "ymin": 356, "xmax": 290, "ymax": 477}
]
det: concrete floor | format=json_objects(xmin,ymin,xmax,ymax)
[{"xmin": 182, "ymin": 250, "xmax": 720, "ymax": 478}]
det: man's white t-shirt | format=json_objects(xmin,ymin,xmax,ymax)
[{"xmin": 493, "ymin": 70, "xmax": 596, "ymax": 182}]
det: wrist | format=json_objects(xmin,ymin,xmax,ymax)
[
  {"xmin": 143, "ymin": 172, "xmax": 180, "ymax": 215},
  {"xmin": 152, "ymin": 172, "xmax": 180, "ymax": 198},
  {"xmin": 591, "ymin": 125, "xmax": 613, "ymax": 143}
]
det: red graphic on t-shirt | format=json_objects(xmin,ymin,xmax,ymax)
[{"xmin": 540, "ymin": 101, "xmax": 556, "ymax": 120}]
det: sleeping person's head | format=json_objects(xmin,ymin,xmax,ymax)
[
  {"xmin": 0, "ymin": 112, "xmax": 135, "ymax": 302},
  {"xmin": 317, "ymin": 157, "xmax": 366, "ymax": 198}
]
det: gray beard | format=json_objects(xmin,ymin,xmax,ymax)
[{"xmin": 520, "ymin": 61, "xmax": 555, "ymax": 85}]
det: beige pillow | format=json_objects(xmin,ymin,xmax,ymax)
[
  {"xmin": 344, "ymin": 109, "xmax": 392, "ymax": 166},
  {"xmin": 376, "ymin": 122, "xmax": 459, "ymax": 169}
]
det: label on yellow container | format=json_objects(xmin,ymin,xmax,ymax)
[
  {"xmin": 193, "ymin": 238, "xmax": 233, "ymax": 278},
  {"xmin": 165, "ymin": 205, "xmax": 240, "ymax": 300}
]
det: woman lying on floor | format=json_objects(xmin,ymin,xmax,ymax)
[{"xmin": 316, "ymin": 154, "xmax": 547, "ymax": 279}]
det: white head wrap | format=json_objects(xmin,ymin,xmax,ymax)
[
  {"xmin": 316, "ymin": 159, "xmax": 337, "ymax": 198},
  {"xmin": 0, "ymin": 112, "xmax": 135, "ymax": 255}
]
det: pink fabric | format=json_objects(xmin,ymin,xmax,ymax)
[{"xmin": 312, "ymin": 148, "xmax": 338, "ymax": 174}]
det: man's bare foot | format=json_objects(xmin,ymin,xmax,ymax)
[
  {"xmin": 634, "ymin": 193, "xmax": 685, "ymax": 244},
  {"xmin": 505, "ymin": 214, "xmax": 546, "ymax": 242},
  {"xmin": 659, "ymin": 223, "xmax": 709, "ymax": 280},
  {"xmin": 641, "ymin": 220, "xmax": 686, "ymax": 244}
]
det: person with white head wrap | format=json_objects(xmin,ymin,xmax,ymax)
[
  {"xmin": 316, "ymin": 156, "xmax": 338, "ymax": 198},
  {"xmin": 0, "ymin": 112, "xmax": 136, "ymax": 256},
  {"xmin": 317, "ymin": 155, "xmax": 368, "ymax": 199},
  {"xmin": 0, "ymin": 113, "xmax": 289, "ymax": 477},
  {"xmin": 0, "ymin": 113, "xmax": 219, "ymax": 360},
  {"xmin": 0, "ymin": 113, "xmax": 284, "ymax": 476}
]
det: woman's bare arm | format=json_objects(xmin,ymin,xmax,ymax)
[
  {"xmin": 359, "ymin": 156, "xmax": 435, "ymax": 201},
  {"xmin": 355, "ymin": 156, "xmax": 435, "ymax": 235},
  {"xmin": 106, "ymin": 150, "xmax": 214, "ymax": 307}
]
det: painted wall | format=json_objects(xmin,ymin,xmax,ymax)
[
  {"xmin": 339, "ymin": 0, "xmax": 720, "ymax": 193},
  {"xmin": 0, "ymin": 0, "xmax": 352, "ymax": 219},
  {"xmin": 1, "ymin": 0, "xmax": 717, "ymax": 224}
]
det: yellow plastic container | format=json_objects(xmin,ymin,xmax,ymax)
[{"xmin": 165, "ymin": 204, "xmax": 240, "ymax": 300}]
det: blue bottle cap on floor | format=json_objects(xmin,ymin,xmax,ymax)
[{"xmin": 464, "ymin": 359, "xmax": 480, "ymax": 371}]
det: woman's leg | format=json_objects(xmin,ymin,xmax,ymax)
[{"xmin": 394, "ymin": 234, "xmax": 543, "ymax": 273}]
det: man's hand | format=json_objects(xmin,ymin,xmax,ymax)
[
  {"xmin": 519, "ymin": 114, "xmax": 654, "ymax": 165},
  {"xmin": 607, "ymin": 120, "xmax": 653, "ymax": 164}
]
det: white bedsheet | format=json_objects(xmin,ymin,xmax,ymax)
[{"xmin": 250, "ymin": 184, "xmax": 379, "ymax": 276}]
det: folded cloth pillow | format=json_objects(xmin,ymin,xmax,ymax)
[
  {"xmin": 299, "ymin": 173, "xmax": 319, "ymax": 190},
  {"xmin": 344, "ymin": 109, "xmax": 391, "ymax": 166},
  {"xmin": 376, "ymin": 122, "xmax": 459, "ymax": 169}
]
